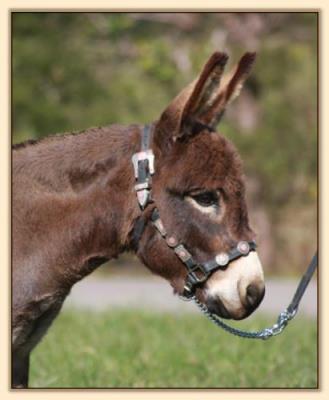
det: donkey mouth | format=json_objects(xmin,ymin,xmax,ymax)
[{"xmin": 206, "ymin": 296, "xmax": 232, "ymax": 319}]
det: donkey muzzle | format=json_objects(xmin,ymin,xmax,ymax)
[{"xmin": 205, "ymin": 251, "xmax": 265, "ymax": 320}]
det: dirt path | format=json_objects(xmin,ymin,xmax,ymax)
[{"xmin": 63, "ymin": 275, "xmax": 317, "ymax": 318}]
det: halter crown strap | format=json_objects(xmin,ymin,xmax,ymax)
[
  {"xmin": 131, "ymin": 125, "xmax": 155, "ymax": 209},
  {"xmin": 141, "ymin": 124, "xmax": 152, "ymax": 151},
  {"xmin": 132, "ymin": 124, "xmax": 257, "ymax": 297},
  {"xmin": 132, "ymin": 125, "xmax": 318, "ymax": 341}
]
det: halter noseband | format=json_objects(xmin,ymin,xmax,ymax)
[{"xmin": 132, "ymin": 124, "xmax": 257, "ymax": 298}]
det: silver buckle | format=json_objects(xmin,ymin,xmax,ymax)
[{"xmin": 131, "ymin": 150, "xmax": 155, "ymax": 178}]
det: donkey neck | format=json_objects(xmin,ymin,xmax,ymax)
[
  {"xmin": 14, "ymin": 124, "xmax": 140, "ymax": 189},
  {"xmin": 13, "ymin": 123, "xmax": 146, "ymax": 286}
]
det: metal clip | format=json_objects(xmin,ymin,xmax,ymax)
[{"xmin": 260, "ymin": 310, "xmax": 291, "ymax": 339}]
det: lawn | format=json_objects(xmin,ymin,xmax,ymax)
[{"xmin": 30, "ymin": 309, "xmax": 317, "ymax": 388}]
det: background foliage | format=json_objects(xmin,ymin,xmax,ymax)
[{"xmin": 12, "ymin": 12, "xmax": 318, "ymax": 275}]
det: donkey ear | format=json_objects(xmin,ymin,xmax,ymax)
[
  {"xmin": 154, "ymin": 52, "xmax": 228, "ymax": 152},
  {"xmin": 199, "ymin": 52, "xmax": 256, "ymax": 128}
]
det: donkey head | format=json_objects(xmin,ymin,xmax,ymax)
[{"xmin": 136, "ymin": 52, "xmax": 265, "ymax": 320}]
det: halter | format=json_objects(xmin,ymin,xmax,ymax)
[
  {"xmin": 131, "ymin": 124, "xmax": 256, "ymax": 298},
  {"xmin": 131, "ymin": 124, "xmax": 318, "ymax": 340}
]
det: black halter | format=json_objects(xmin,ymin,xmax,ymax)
[{"xmin": 132, "ymin": 125, "xmax": 257, "ymax": 298}]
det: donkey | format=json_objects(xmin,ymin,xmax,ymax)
[{"xmin": 12, "ymin": 51, "xmax": 265, "ymax": 388}]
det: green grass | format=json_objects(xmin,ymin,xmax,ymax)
[{"xmin": 30, "ymin": 309, "xmax": 317, "ymax": 388}]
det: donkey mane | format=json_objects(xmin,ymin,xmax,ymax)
[
  {"xmin": 12, "ymin": 126, "xmax": 116, "ymax": 151},
  {"xmin": 12, "ymin": 124, "xmax": 143, "ymax": 193},
  {"xmin": 12, "ymin": 139, "xmax": 39, "ymax": 150}
]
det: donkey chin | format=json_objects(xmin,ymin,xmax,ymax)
[{"xmin": 205, "ymin": 252, "xmax": 265, "ymax": 320}]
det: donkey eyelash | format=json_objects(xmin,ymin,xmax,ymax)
[
  {"xmin": 191, "ymin": 191, "xmax": 220, "ymax": 208},
  {"xmin": 184, "ymin": 190, "xmax": 221, "ymax": 216}
]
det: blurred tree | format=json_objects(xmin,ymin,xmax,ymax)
[{"xmin": 12, "ymin": 12, "xmax": 317, "ymax": 275}]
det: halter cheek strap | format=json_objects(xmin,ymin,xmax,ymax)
[
  {"xmin": 131, "ymin": 124, "xmax": 318, "ymax": 340},
  {"xmin": 131, "ymin": 125, "xmax": 154, "ymax": 209},
  {"xmin": 151, "ymin": 208, "xmax": 256, "ymax": 297},
  {"xmin": 132, "ymin": 125, "xmax": 256, "ymax": 298}
]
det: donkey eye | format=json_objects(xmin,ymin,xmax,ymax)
[{"xmin": 191, "ymin": 191, "xmax": 219, "ymax": 207}]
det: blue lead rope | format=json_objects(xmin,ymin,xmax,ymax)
[{"xmin": 192, "ymin": 252, "xmax": 318, "ymax": 340}]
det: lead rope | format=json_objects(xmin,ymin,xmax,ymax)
[{"xmin": 189, "ymin": 252, "xmax": 318, "ymax": 340}]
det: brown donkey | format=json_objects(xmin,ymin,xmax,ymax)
[{"xmin": 12, "ymin": 52, "xmax": 265, "ymax": 388}]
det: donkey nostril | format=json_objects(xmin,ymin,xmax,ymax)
[
  {"xmin": 246, "ymin": 283, "xmax": 265, "ymax": 309},
  {"xmin": 206, "ymin": 296, "xmax": 231, "ymax": 319},
  {"xmin": 246, "ymin": 284, "xmax": 258, "ymax": 306}
]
